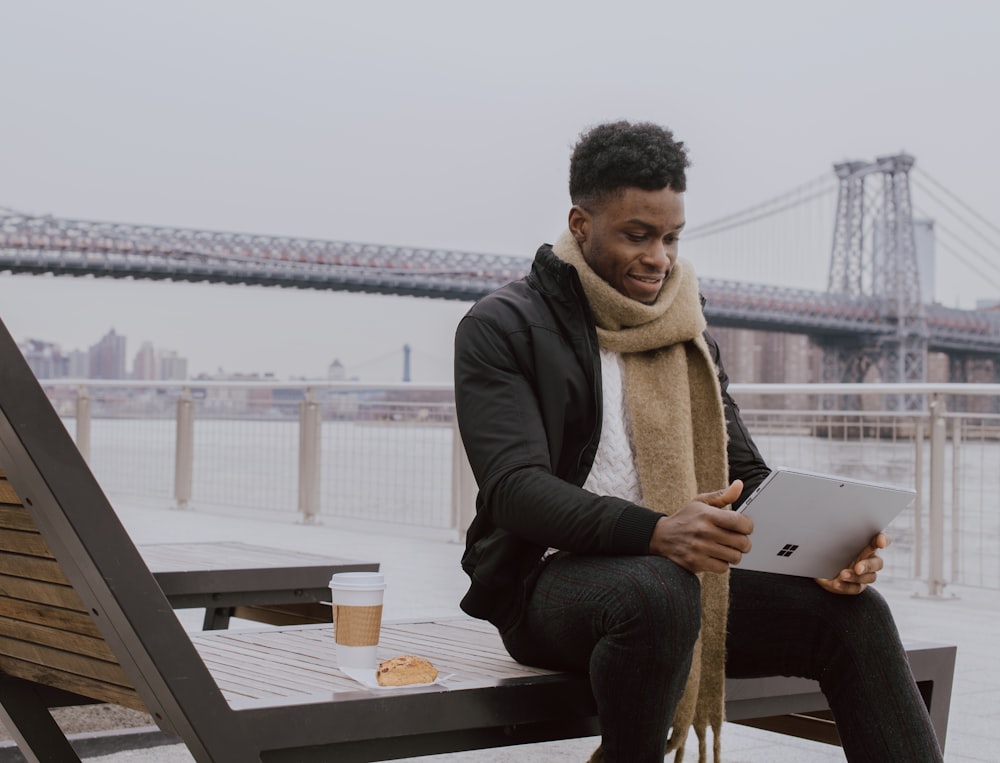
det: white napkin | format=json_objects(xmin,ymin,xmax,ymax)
[{"xmin": 340, "ymin": 665, "xmax": 453, "ymax": 691}]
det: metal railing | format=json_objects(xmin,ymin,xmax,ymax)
[
  {"xmin": 40, "ymin": 380, "xmax": 1000, "ymax": 596},
  {"xmin": 732, "ymin": 383, "xmax": 1000, "ymax": 596}
]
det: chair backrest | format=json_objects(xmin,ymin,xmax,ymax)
[
  {"xmin": 0, "ymin": 465, "xmax": 143, "ymax": 710},
  {"xmin": 0, "ymin": 316, "xmax": 256, "ymax": 762}
]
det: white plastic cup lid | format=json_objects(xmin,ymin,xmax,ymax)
[{"xmin": 329, "ymin": 571, "xmax": 386, "ymax": 590}]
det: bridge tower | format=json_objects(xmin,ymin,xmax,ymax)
[{"xmin": 821, "ymin": 153, "xmax": 927, "ymax": 408}]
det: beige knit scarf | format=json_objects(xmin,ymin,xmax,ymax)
[{"xmin": 552, "ymin": 231, "xmax": 730, "ymax": 763}]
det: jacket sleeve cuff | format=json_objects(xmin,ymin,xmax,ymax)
[{"xmin": 611, "ymin": 504, "xmax": 664, "ymax": 555}]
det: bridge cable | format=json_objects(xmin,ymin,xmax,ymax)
[
  {"xmin": 913, "ymin": 167, "xmax": 1000, "ymax": 239},
  {"xmin": 932, "ymin": 238, "xmax": 1000, "ymax": 294},
  {"xmin": 409, "ymin": 347, "xmax": 452, "ymax": 370},
  {"xmin": 915, "ymin": 214, "xmax": 1000, "ymax": 288},
  {"xmin": 684, "ymin": 185, "xmax": 836, "ymax": 241},
  {"xmin": 684, "ymin": 172, "xmax": 836, "ymax": 239},
  {"xmin": 918, "ymin": 214, "xmax": 1000, "ymax": 279},
  {"xmin": 912, "ymin": 178, "xmax": 1000, "ymax": 252}
]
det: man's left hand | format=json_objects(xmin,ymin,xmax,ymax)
[{"xmin": 815, "ymin": 533, "xmax": 889, "ymax": 595}]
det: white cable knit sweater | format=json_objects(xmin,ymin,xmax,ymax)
[{"xmin": 582, "ymin": 347, "xmax": 643, "ymax": 506}]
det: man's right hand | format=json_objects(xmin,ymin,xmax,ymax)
[{"xmin": 647, "ymin": 480, "xmax": 754, "ymax": 574}]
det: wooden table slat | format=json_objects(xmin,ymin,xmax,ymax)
[{"xmin": 192, "ymin": 620, "xmax": 562, "ymax": 703}]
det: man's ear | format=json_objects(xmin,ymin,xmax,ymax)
[{"xmin": 568, "ymin": 205, "xmax": 590, "ymax": 246}]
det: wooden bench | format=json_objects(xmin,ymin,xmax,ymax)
[{"xmin": 0, "ymin": 316, "xmax": 957, "ymax": 762}]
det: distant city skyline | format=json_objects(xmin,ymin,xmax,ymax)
[
  {"xmin": 2, "ymin": 270, "xmax": 471, "ymax": 383},
  {"xmin": 16, "ymin": 323, "xmax": 397, "ymax": 382},
  {"xmin": 19, "ymin": 327, "xmax": 192, "ymax": 381}
]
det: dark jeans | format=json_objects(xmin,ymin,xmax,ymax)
[{"xmin": 501, "ymin": 554, "xmax": 943, "ymax": 763}]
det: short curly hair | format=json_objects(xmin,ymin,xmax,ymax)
[{"xmin": 569, "ymin": 121, "xmax": 690, "ymax": 208}]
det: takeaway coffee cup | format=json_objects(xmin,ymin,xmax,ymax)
[{"xmin": 330, "ymin": 572, "xmax": 386, "ymax": 670}]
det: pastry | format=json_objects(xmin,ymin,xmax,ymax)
[{"xmin": 375, "ymin": 655, "xmax": 438, "ymax": 686}]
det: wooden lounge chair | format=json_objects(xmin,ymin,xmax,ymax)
[{"xmin": 0, "ymin": 316, "xmax": 956, "ymax": 762}]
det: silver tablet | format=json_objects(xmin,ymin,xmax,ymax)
[{"xmin": 734, "ymin": 467, "xmax": 915, "ymax": 579}]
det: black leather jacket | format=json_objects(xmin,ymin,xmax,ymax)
[{"xmin": 454, "ymin": 244, "xmax": 770, "ymax": 630}]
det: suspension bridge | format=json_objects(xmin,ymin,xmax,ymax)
[{"xmin": 2, "ymin": 153, "xmax": 999, "ymax": 389}]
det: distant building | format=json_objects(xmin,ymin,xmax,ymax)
[
  {"xmin": 158, "ymin": 349, "xmax": 188, "ymax": 380},
  {"xmin": 18, "ymin": 339, "xmax": 69, "ymax": 379},
  {"xmin": 709, "ymin": 327, "xmax": 816, "ymax": 409},
  {"xmin": 67, "ymin": 349, "xmax": 89, "ymax": 378},
  {"xmin": 913, "ymin": 219, "xmax": 936, "ymax": 305},
  {"xmin": 327, "ymin": 359, "xmax": 346, "ymax": 381},
  {"xmin": 89, "ymin": 329, "xmax": 127, "ymax": 379},
  {"xmin": 133, "ymin": 341, "xmax": 158, "ymax": 380},
  {"xmin": 130, "ymin": 342, "xmax": 189, "ymax": 381}
]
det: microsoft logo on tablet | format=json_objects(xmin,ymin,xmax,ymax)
[{"xmin": 776, "ymin": 544, "xmax": 799, "ymax": 558}]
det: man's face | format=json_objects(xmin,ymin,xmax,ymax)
[{"xmin": 568, "ymin": 186, "xmax": 685, "ymax": 304}]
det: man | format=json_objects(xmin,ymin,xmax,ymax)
[{"xmin": 453, "ymin": 121, "xmax": 942, "ymax": 763}]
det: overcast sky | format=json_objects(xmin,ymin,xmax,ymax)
[{"xmin": 2, "ymin": 1, "xmax": 998, "ymax": 382}]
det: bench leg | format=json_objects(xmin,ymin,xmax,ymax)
[
  {"xmin": 729, "ymin": 646, "xmax": 956, "ymax": 752},
  {"xmin": 0, "ymin": 675, "xmax": 82, "ymax": 763},
  {"xmin": 907, "ymin": 645, "xmax": 957, "ymax": 751},
  {"xmin": 203, "ymin": 606, "xmax": 233, "ymax": 630}
]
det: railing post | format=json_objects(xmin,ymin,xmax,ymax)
[
  {"xmin": 298, "ymin": 388, "xmax": 321, "ymax": 524},
  {"xmin": 174, "ymin": 387, "xmax": 194, "ymax": 509},
  {"xmin": 912, "ymin": 418, "xmax": 923, "ymax": 580},
  {"xmin": 75, "ymin": 386, "xmax": 91, "ymax": 463},
  {"xmin": 950, "ymin": 417, "xmax": 962, "ymax": 584},
  {"xmin": 451, "ymin": 417, "xmax": 477, "ymax": 539},
  {"xmin": 925, "ymin": 394, "xmax": 947, "ymax": 597}
]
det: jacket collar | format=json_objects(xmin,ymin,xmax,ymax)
[{"xmin": 528, "ymin": 243, "xmax": 585, "ymax": 303}]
